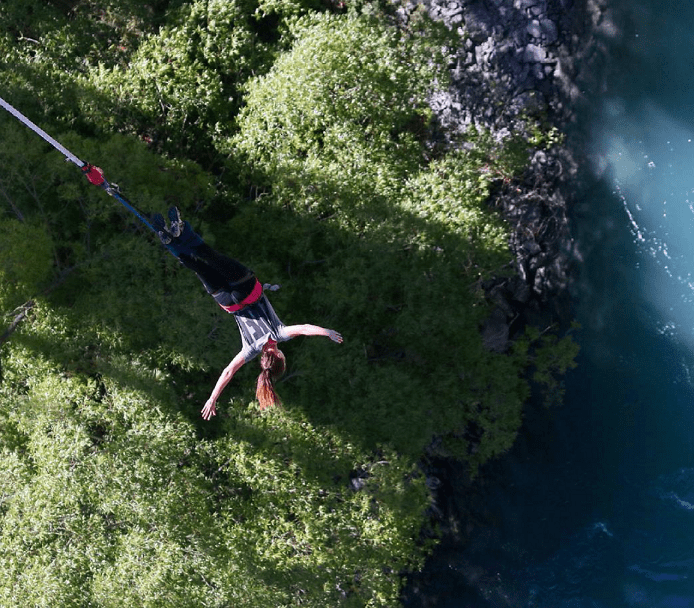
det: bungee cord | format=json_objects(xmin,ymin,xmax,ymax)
[
  {"xmin": 0, "ymin": 95, "xmax": 159, "ymax": 237},
  {"xmin": 0, "ymin": 95, "xmax": 85, "ymax": 168}
]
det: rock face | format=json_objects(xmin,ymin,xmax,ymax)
[
  {"xmin": 413, "ymin": 0, "xmax": 614, "ymax": 136},
  {"xmin": 401, "ymin": 0, "xmax": 612, "ymax": 334}
]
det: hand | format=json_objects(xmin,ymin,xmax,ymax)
[
  {"xmin": 327, "ymin": 329, "xmax": 343, "ymax": 344},
  {"xmin": 201, "ymin": 397, "xmax": 217, "ymax": 420}
]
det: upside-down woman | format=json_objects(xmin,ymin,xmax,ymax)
[{"xmin": 153, "ymin": 207, "xmax": 343, "ymax": 420}]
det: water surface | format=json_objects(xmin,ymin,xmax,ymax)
[{"xmin": 517, "ymin": 0, "xmax": 694, "ymax": 604}]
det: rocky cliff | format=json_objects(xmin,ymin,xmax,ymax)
[{"xmin": 404, "ymin": 0, "xmax": 614, "ymax": 348}]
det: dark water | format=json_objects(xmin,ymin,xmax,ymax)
[{"xmin": 406, "ymin": 1, "xmax": 694, "ymax": 606}]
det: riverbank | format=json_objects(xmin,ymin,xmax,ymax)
[
  {"xmin": 402, "ymin": 0, "xmax": 614, "ymax": 605},
  {"xmin": 420, "ymin": 0, "xmax": 614, "ymax": 317}
]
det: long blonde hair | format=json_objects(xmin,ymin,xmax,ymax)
[{"xmin": 256, "ymin": 340, "xmax": 287, "ymax": 409}]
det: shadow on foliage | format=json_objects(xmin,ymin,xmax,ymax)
[{"xmin": 1, "ymin": 131, "xmax": 528, "ymax": 474}]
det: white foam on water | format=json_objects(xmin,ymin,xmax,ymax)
[{"xmin": 596, "ymin": 100, "xmax": 694, "ymax": 351}]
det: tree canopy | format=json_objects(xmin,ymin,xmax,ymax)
[{"xmin": 0, "ymin": 1, "xmax": 577, "ymax": 606}]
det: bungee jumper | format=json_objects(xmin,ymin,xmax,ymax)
[
  {"xmin": 0, "ymin": 95, "xmax": 343, "ymax": 419},
  {"xmin": 153, "ymin": 208, "xmax": 342, "ymax": 419}
]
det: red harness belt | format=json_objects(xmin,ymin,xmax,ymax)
[{"xmin": 219, "ymin": 279, "xmax": 263, "ymax": 313}]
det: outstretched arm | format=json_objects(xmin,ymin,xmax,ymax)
[
  {"xmin": 284, "ymin": 324, "xmax": 343, "ymax": 343},
  {"xmin": 201, "ymin": 351, "xmax": 247, "ymax": 420}
]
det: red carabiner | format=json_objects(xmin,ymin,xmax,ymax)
[{"xmin": 82, "ymin": 164, "xmax": 105, "ymax": 186}]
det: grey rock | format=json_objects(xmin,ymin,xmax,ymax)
[
  {"xmin": 411, "ymin": 0, "xmax": 611, "ymax": 312},
  {"xmin": 541, "ymin": 18, "xmax": 559, "ymax": 43},
  {"xmin": 524, "ymin": 240, "xmax": 542, "ymax": 256},
  {"xmin": 482, "ymin": 308, "xmax": 510, "ymax": 353},
  {"xmin": 515, "ymin": 0, "xmax": 540, "ymax": 9},
  {"xmin": 464, "ymin": 4, "xmax": 493, "ymax": 42},
  {"xmin": 511, "ymin": 279, "xmax": 532, "ymax": 304},
  {"xmin": 527, "ymin": 20, "xmax": 543, "ymax": 39},
  {"xmin": 523, "ymin": 43, "xmax": 547, "ymax": 63}
]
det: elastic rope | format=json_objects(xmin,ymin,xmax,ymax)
[
  {"xmin": 0, "ymin": 95, "xmax": 172, "ymax": 253},
  {"xmin": 104, "ymin": 184, "xmax": 156, "ymax": 233},
  {"xmin": 0, "ymin": 96, "xmax": 84, "ymax": 167}
]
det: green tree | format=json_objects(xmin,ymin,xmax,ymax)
[
  {"xmin": 0, "ymin": 1, "xmax": 577, "ymax": 605},
  {"xmin": 0, "ymin": 325, "xmax": 432, "ymax": 607},
  {"xmin": 232, "ymin": 11, "xmax": 446, "ymax": 227},
  {"xmin": 0, "ymin": 219, "xmax": 52, "ymax": 311}
]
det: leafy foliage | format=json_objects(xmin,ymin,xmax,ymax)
[
  {"xmin": 0, "ymin": 323, "xmax": 431, "ymax": 607},
  {"xmin": 0, "ymin": 0, "xmax": 576, "ymax": 606},
  {"xmin": 232, "ymin": 11, "xmax": 446, "ymax": 227},
  {"xmin": 0, "ymin": 219, "xmax": 52, "ymax": 310},
  {"xmin": 513, "ymin": 322, "xmax": 581, "ymax": 407}
]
